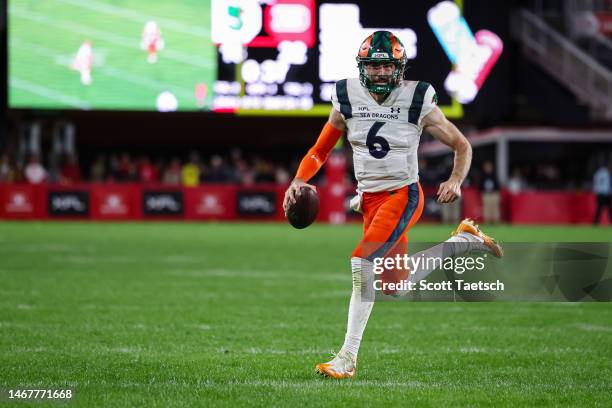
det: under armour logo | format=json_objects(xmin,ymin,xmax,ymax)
[{"xmin": 390, "ymin": 107, "xmax": 400, "ymax": 113}]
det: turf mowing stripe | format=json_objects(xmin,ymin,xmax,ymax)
[
  {"xmin": 53, "ymin": 0, "xmax": 211, "ymax": 37},
  {"xmin": 10, "ymin": 78, "xmax": 91, "ymax": 109},
  {"xmin": 10, "ymin": 7, "xmax": 214, "ymax": 69}
]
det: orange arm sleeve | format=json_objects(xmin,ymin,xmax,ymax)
[{"xmin": 295, "ymin": 122, "xmax": 343, "ymax": 182}]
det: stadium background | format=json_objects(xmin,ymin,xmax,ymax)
[{"xmin": 1, "ymin": 0, "xmax": 611, "ymax": 406}]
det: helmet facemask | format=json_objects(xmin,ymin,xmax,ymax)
[
  {"xmin": 357, "ymin": 58, "xmax": 405, "ymax": 94},
  {"xmin": 356, "ymin": 30, "xmax": 407, "ymax": 95}
]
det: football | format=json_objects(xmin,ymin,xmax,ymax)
[{"xmin": 287, "ymin": 187, "xmax": 320, "ymax": 229}]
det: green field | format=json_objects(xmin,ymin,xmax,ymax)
[
  {"xmin": 1, "ymin": 222, "xmax": 611, "ymax": 407},
  {"xmin": 9, "ymin": 0, "xmax": 215, "ymax": 110}
]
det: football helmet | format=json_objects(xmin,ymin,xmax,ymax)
[{"xmin": 356, "ymin": 30, "xmax": 407, "ymax": 94}]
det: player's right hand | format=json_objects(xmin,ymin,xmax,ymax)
[{"xmin": 283, "ymin": 178, "xmax": 316, "ymax": 216}]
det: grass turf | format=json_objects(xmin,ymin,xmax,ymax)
[{"xmin": 0, "ymin": 222, "xmax": 611, "ymax": 407}]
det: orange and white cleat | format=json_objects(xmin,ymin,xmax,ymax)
[
  {"xmin": 453, "ymin": 218, "xmax": 504, "ymax": 258},
  {"xmin": 315, "ymin": 351, "xmax": 356, "ymax": 379}
]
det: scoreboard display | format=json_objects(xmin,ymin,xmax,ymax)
[{"xmin": 8, "ymin": 0, "xmax": 505, "ymax": 118}]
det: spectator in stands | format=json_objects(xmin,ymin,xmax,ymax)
[
  {"xmin": 24, "ymin": 154, "xmax": 47, "ymax": 184},
  {"xmin": 275, "ymin": 166, "xmax": 290, "ymax": 184},
  {"xmin": 592, "ymin": 162, "xmax": 611, "ymax": 224},
  {"xmin": 0, "ymin": 153, "xmax": 15, "ymax": 182},
  {"xmin": 235, "ymin": 158, "xmax": 254, "ymax": 185},
  {"xmin": 254, "ymin": 157, "xmax": 275, "ymax": 183},
  {"xmin": 138, "ymin": 155, "xmax": 159, "ymax": 183},
  {"xmin": 481, "ymin": 160, "xmax": 500, "ymax": 223},
  {"xmin": 107, "ymin": 154, "xmax": 121, "ymax": 182},
  {"xmin": 154, "ymin": 158, "xmax": 166, "ymax": 181},
  {"xmin": 90, "ymin": 153, "xmax": 106, "ymax": 182},
  {"xmin": 205, "ymin": 155, "xmax": 234, "ymax": 183},
  {"xmin": 507, "ymin": 167, "xmax": 526, "ymax": 193},
  {"xmin": 163, "ymin": 157, "xmax": 182, "ymax": 185},
  {"xmin": 182, "ymin": 151, "xmax": 200, "ymax": 187},
  {"xmin": 60, "ymin": 153, "xmax": 81, "ymax": 184},
  {"xmin": 117, "ymin": 152, "xmax": 136, "ymax": 182}
]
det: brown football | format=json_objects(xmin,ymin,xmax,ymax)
[{"xmin": 287, "ymin": 187, "xmax": 319, "ymax": 229}]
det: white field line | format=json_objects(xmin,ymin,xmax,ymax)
[
  {"xmin": 59, "ymin": 379, "xmax": 428, "ymax": 388},
  {"xmin": 228, "ymin": 347, "xmax": 405, "ymax": 356},
  {"xmin": 10, "ymin": 77, "xmax": 91, "ymax": 109},
  {"xmin": 12, "ymin": 38, "xmax": 194, "ymax": 100},
  {"xmin": 10, "ymin": 6, "xmax": 215, "ymax": 69},
  {"xmin": 53, "ymin": 0, "xmax": 211, "ymax": 37},
  {"xmin": 574, "ymin": 323, "xmax": 612, "ymax": 332},
  {"xmin": 191, "ymin": 270, "xmax": 346, "ymax": 281},
  {"xmin": 203, "ymin": 379, "xmax": 428, "ymax": 388},
  {"xmin": 2, "ymin": 243, "xmax": 81, "ymax": 253},
  {"xmin": 307, "ymin": 290, "xmax": 349, "ymax": 298}
]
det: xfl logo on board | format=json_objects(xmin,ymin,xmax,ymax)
[
  {"xmin": 143, "ymin": 191, "xmax": 183, "ymax": 216},
  {"xmin": 48, "ymin": 191, "xmax": 89, "ymax": 216}
]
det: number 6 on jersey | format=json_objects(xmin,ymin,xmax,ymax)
[{"xmin": 366, "ymin": 121, "xmax": 390, "ymax": 159}]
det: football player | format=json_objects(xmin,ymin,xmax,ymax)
[
  {"xmin": 141, "ymin": 21, "xmax": 165, "ymax": 64},
  {"xmin": 70, "ymin": 40, "xmax": 93, "ymax": 85},
  {"xmin": 283, "ymin": 31, "xmax": 503, "ymax": 379}
]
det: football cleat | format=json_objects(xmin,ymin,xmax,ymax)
[
  {"xmin": 315, "ymin": 351, "xmax": 356, "ymax": 379},
  {"xmin": 453, "ymin": 218, "xmax": 504, "ymax": 258}
]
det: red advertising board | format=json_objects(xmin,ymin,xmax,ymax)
[
  {"xmin": 324, "ymin": 152, "xmax": 348, "ymax": 224},
  {"xmin": 508, "ymin": 191, "xmax": 596, "ymax": 224},
  {"xmin": 596, "ymin": 13, "xmax": 612, "ymax": 36},
  {"xmin": 184, "ymin": 185, "xmax": 237, "ymax": 220},
  {"xmin": 0, "ymin": 183, "xmax": 606, "ymax": 224},
  {"xmin": 0, "ymin": 184, "xmax": 42, "ymax": 218},
  {"xmin": 91, "ymin": 184, "xmax": 140, "ymax": 220}
]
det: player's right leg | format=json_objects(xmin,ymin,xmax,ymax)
[{"xmin": 80, "ymin": 69, "xmax": 92, "ymax": 85}]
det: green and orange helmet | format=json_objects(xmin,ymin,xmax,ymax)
[{"xmin": 356, "ymin": 30, "xmax": 407, "ymax": 94}]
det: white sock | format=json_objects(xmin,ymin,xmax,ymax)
[
  {"xmin": 339, "ymin": 257, "xmax": 375, "ymax": 360},
  {"xmin": 407, "ymin": 232, "xmax": 484, "ymax": 284}
]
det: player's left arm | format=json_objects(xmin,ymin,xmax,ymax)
[{"xmin": 422, "ymin": 106, "xmax": 472, "ymax": 203}]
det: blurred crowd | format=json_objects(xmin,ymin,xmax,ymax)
[
  {"xmin": 0, "ymin": 146, "xmax": 609, "ymax": 195},
  {"xmin": 0, "ymin": 148, "xmax": 293, "ymax": 186}
]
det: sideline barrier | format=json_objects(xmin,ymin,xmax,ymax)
[{"xmin": 0, "ymin": 183, "xmax": 606, "ymax": 224}]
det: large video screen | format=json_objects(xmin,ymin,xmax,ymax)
[
  {"xmin": 8, "ymin": 0, "xmax": 504, "ymax": 117},
  {"xmin": 8, "ymin": 0, "xmax": 216, "ymax": 111}
]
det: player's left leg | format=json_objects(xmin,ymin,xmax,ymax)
[
  {"xmin": 393, "ymin": 219, "xmax": 503, "ymax": 295},
  {"xmin": 147, "ymin": 43, "xmax": 158, "ymax": 63}
]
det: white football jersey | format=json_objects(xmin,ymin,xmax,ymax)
[{"xmin": 331, "ymin": 78, "xmax": 437, "ymax": 193}]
